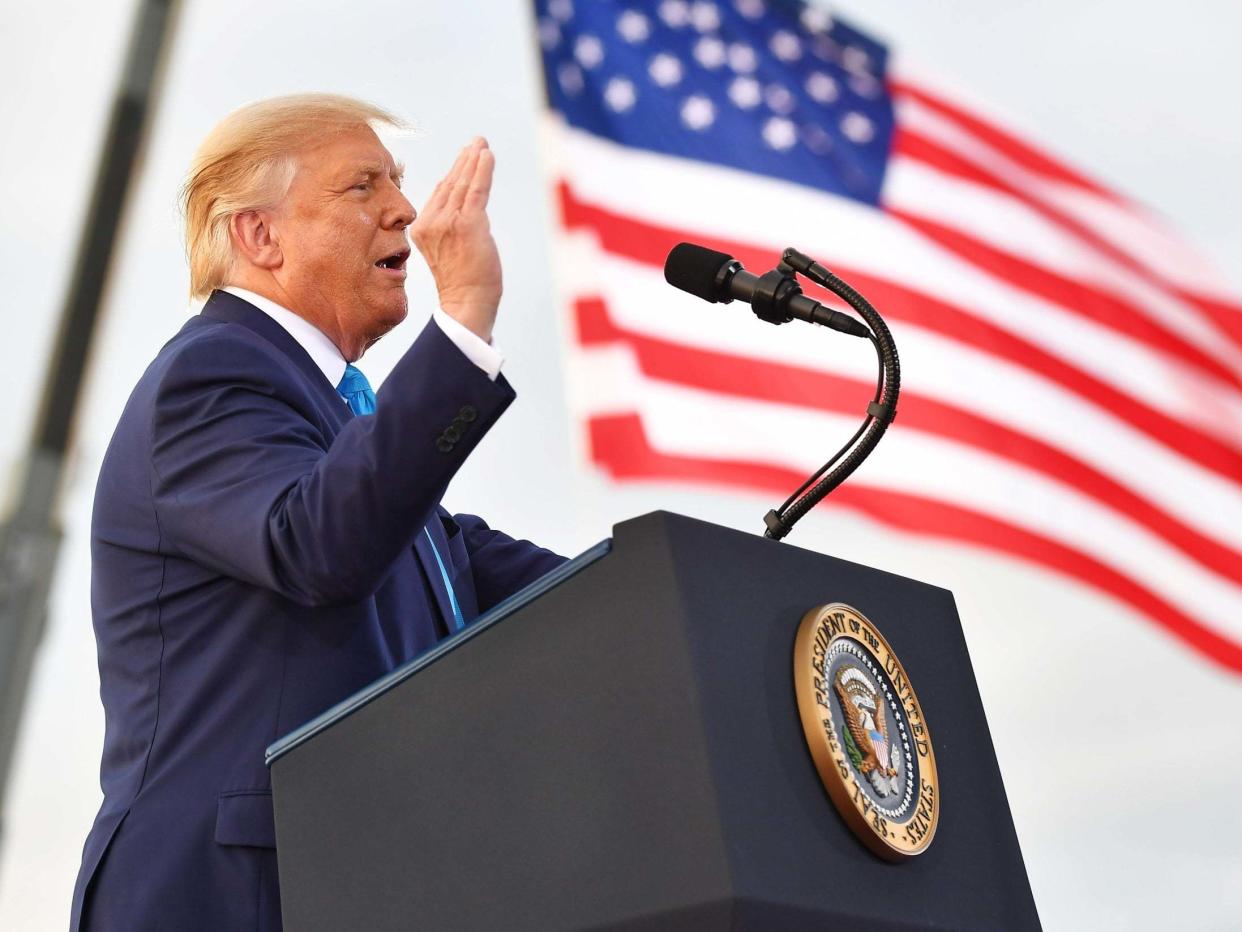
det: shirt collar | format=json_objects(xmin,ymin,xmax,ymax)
[{"xmin": 222, "ymin": 286, "xmax": 348, "ymax": 390}]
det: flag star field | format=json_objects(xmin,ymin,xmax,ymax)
[{"xmin": 537, "ymin": 0, "xmax": 894, "ymax": 203}]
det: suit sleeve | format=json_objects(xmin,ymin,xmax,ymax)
[
  {"xmin": 150, "ymin": 319, "xmax": 514, "ymax": 607},
  {"xmin": 453, "ymin": 513, "xmax": 569, "ymax": 614}
]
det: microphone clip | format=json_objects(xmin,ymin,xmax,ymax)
[
  {"xmin": 752, "ymin": 253, "xmax": 871, "ymax": 340},
  {"xmin": 749, "ymin": 267, "xmax": 805, "ymax": 326}
]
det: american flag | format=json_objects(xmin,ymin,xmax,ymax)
[{"xmin": 531, "ymin": 0, "xmax": 1242, "ymax": 673}]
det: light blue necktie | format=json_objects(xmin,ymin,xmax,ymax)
[
  {"xmin": 336, "ymin": 364, "xmax": 377, "ymax": 416},
  {"xmin": 336, "ymin": 364, "xmax": 466, "ymax": 631}
]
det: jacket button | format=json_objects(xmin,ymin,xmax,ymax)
[
  {"xmin": 444, "ymin": 424, "xmax": 462, "ymax": 443},
  {"xmin": 436, "ymin": 437, "xmax": 454, "ymax": 453},
  {"xmin": 458, "ymin": 405, "xmax": 478, "ymax": 423}
]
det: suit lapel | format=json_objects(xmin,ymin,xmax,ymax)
[{"xmin": 200, "ymin": 291, "xmax": 350, "ymax": 425}]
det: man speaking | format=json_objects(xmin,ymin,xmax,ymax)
[{"xmin": 70, "ymin": 94, "xmax": 566, "ymax": 931}]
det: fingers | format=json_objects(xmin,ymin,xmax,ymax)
[
  {"xmin": 418, "ymin": 137, "xmax": 491, "ymax": 222},
  {"xmin": 422, "ymin": 139, "xmax": 478, "ymax": 214},
  {"xmin": 464, "ymin": 148, "xmax": 494, "ymax": 211},
  {"xmin": 446, "ymin": 140, "xmax": 485, "ymax": 212}
]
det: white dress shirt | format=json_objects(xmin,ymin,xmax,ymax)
[{"xmin": 222, "ymin": 286, "xmax": 504, "ymax": 392}]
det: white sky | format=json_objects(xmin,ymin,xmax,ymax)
[{"xmin": 1, "ymin": 1, "xmax": 1240, "ymax": 929}]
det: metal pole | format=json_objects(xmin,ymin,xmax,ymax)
[{"xmin": 0, "ymin": 0, "xmax": 181, "ymax": 843}]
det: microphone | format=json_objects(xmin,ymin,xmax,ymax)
[{"xmin": 664, "ymin": 242, "xmax": 871, "ymax": 338}]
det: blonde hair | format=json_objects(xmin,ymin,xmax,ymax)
[{"xmin": 181, "ymin": 93, "xmax": 405, "ymax": 299}]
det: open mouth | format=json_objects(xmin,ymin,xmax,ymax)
[{"xmin": 374, "ymin": 248, "xmax": 411, "ymax": 272}]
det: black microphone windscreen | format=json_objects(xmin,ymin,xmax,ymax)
[{"xmin": 664, "ymin": 242, "xmax": 734, "ymax": 303}]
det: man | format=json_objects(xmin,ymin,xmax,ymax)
[{"xmin": 70, "ymin": 94, "xmax": 566, "ymax": 931}]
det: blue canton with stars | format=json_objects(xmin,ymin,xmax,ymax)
[{"xmin": 535, "ymin": 0, "xmax": 894, "ymax": 205}]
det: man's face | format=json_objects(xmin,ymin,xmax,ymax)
[{"xmin": 271, "ymin": 126, "xmax": 414, "ymax": 360}]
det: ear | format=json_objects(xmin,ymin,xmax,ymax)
[{"xmin": 229, "ymin": 209, "xmax": 283, "ymax": 270}]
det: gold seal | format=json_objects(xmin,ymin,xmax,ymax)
[{"xmin": 793, "ymin": 603, "xmax": 939, "ymax": 861}]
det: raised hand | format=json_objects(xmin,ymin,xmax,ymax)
[{"xmin": 410, "ymin": 137, "xmax": 502, "ymax": 343}]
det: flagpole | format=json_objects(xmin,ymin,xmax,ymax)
[{"xmin": 0, "ymin": 0, "xmax": 183, "ymax": 849}]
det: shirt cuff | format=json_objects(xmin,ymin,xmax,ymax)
[{"xmin": 432, "ymin": 308, "xmax": 504, "ymax": 381}]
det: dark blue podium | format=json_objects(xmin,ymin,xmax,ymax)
[{"xmin": 265, "ymin": 512, "xmax": 1039, "ymax": 930}]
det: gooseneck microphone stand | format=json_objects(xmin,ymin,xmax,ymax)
[{"xmin": 759, "ymin": 249, "xmax": 901, "ymax": 542}]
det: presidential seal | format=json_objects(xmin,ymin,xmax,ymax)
[{"xmin": 792, "ymin": 603, "xmax": 939, "ymax": 860}]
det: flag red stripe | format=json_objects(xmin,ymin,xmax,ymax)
[
  {"xmin": 588, "ymin": 412, "xmax": 1242, "ymax": 674},
  {"xmin": 887, "ymin": 208, "xmax": 1242, "ymax": 391},
  {"xmin": 559, "ymin": 182, "xmax": 1242, "ymax": 482},
  {"xmin": 888, "ymin": 78, "xmax": 1122, "ymax": 203},
  {"xmin": 892, "ymin": 127, "xmax": 1242, "ymax": 351},
  {"xmin": 1187, "ymin": 292, "xmax": 1242, "ymax": 356},
  {"xmin": 576, "ymin": 296, "xmax": 1242, "ymax": 585}
]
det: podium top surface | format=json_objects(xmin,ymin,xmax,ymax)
[{"xmin": 264, "ymin": 536, "xmax": 613, "ymax": 766}]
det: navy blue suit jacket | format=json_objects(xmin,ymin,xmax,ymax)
[{"xmin": 71, "ymin": 291, "xmax": 566, "ymax": 930}]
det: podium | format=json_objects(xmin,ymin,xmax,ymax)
[{"xmin": 265, "ymin": 512, "xmax": 1039, "ymax": 930}]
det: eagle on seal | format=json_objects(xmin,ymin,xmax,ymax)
[{"xmin": 835, "ymin": 665, "xmax": 900, "ymax": 796}]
